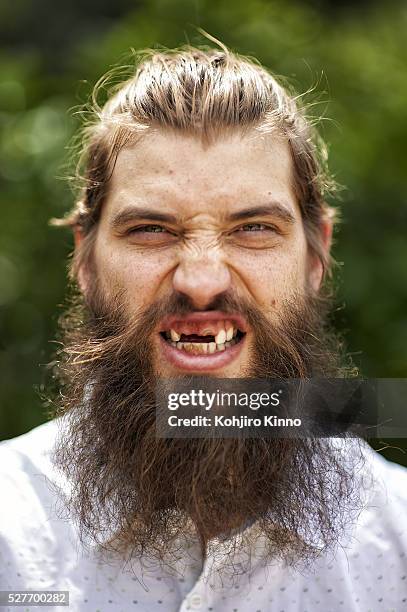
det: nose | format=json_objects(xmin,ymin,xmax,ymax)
[{"xmin": 172, "ymin": 254, "xmax": 232, "ymax": 310}]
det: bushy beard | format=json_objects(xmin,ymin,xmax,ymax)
[{"xmin": 50, "ymin": 283, "xmax": 364, "ymax": 577}]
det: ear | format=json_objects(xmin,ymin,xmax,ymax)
[
  {"xmin": 308, "ymin": 216, "xmax": 333, "ymax": 292},
  {"xmin": 73, "ymin": 226, "xmax": 89, "ymax": 294}
]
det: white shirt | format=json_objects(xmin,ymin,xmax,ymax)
[{"xmin": 0, "ymin": 418, "xmax": 406, "ymax": 612}]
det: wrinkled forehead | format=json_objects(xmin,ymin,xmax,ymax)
[{"xmin": 103, "ymin": 129, "xmax": 301, "ymax": 223}]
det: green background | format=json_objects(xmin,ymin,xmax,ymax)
[{"xmin": 0, "ymin": 0, "xmax": 406, "ymax": 464}]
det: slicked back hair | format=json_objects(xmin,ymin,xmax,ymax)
[{"xmin": 54, "ymin": 45, "xmax": 337, "ymax": 280}]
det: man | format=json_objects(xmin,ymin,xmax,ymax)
[{"xmin": 1, "ymin": 45, "xmax": 406, "ymax": 611}]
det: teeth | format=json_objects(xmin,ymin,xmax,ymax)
[
  {"xmin": 170, "ymin": 329, "xmax": 181, "ymax": 342},
  {"xmin": 179, "ymin": 342, "xmax": 209, "ymax": 354},
  {"xmin": 167, "ymin": 325, "xmax": 239, "ymax": 343},
  {"xmin": 166, "ymin": 323, "xmax": 242, "ymax": 354},
  {"xmin": 215, "ymin": 329, "xmax": 226, "ymax": 345},
  {"xmin": 226, "ymin": 326, "xmax": 234, "ymax": 341},
  {"xmin": 170, "ymin": 340, "xmax": 231, "ymax": 354}
]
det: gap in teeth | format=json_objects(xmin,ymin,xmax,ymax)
[
  {"xmin": 164, "ymin": 329, "xmax": 243, "ymax": 353},
  {"xmin": 167, "ymin": 324, "xmax": 237, "ymax": 345}
]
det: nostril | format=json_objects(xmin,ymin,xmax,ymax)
[{"xmin": 172, "ymin": 262, "xmax": 232, "ymax": 305}]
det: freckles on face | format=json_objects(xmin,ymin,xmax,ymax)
[
  {"xmin": 94, "ymin": 239, "xmax": 176, "ymax": 312},
  {"xmin": 228, "ymin": 239, "xmax": 307, "ymax": 301}
]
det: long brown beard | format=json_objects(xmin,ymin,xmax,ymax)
[{"xmin": 50, "ymin": 284, "xmax": 364, "ymax": 576}]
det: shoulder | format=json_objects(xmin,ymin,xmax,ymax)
[
  {"xmin": 363, "ymin": 442, "xmax": 407, "ymax": 510},
  {"xmin": 344, "ymin": 442, "xmax": 407, "ymax": 565},
  {"xmin": 0, "ymin": 419, "xmax": 81, "ymax": 587},
  {"xmin": 0, "ymin": 418, "xmax": 72, "ymax": 536},
  {"xmin": 0, "ymin": 417, "xmax": 60, "ymax": 454},
  {"xmin": 0, "ymin": 419, "xmax": 65, "ymax": 523},
  {"xmin": 0, "ymin": 418, "xmax": 61, "ymax": 484}
]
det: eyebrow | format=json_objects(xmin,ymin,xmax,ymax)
[
  {"xmin": 228, "ymin": 204, "xmax": 295, "ymax": 224},
  {"xmin": 110, "ymin": 202, "xmax": 296, "ymax": 229},
  {"xmin": 111, "ymin": 207, "xmax": 178, "ymax": 229}
]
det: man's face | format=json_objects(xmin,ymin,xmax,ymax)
[
  {"xmin": 88, "ymin": 129, "xmax": 323, "ymax": 377},
  {"xmin": 56, "ymin": 129, "xmax": 353, "ymax": 567}
]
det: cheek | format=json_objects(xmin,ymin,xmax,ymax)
[
  {"xmin": 94, "ymin": 242, "xmax": 172, "ymax": 306},
  {"xmin": 229, "ymin": 240, "xmax": 308, "ymax": 307}
]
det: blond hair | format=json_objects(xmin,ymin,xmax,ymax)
[{"xmin": 55, "ymin": 45, "xmax": 337, "ymax": 277}]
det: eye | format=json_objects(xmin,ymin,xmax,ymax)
[
  {"xmin": 234, "ymin": 223, "xmax": 279, "ymax": 235},
  {"xmin": 228, "ymin": 222, "xmax": 281, "ymax": 250},
  {"xmin": 128, "ymin": 224, "xmax": 168, "ymax": 234},
  {"xmin": 236, "ymin": 223, "xmax": 271, "ymax": 232},
  {"xmin": 124, "ymin": 224, "xmax": 178, "ymax": 246}
]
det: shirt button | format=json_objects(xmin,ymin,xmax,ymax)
[{"xmin": 189, "ymin": 593, "xmax": 202, "ymax": 609}]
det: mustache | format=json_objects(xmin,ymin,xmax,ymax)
[
  {"xmin": 88, "ymin": 286, "xmax": 262, "ymax": 331},
  {"xmin": 82, "ymin": 287, "xmax": 259, "ymax": 362},
  {"xmin": 87, "ymin": 285, "xmax": 321, "ymax": 346},
  {"xmin": 62, "ymin": 289, "xmax": 252, "ymax": 383},
  {"xmin": 65, "ymin": 283, "xmax": 335, "ymax": 387}
]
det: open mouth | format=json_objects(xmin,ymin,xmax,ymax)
[
  {"xmin": 159, "ymin": 325, "xmax": 246, "ymax": 354},
  {"xmin": 157, "ymin": 312, "xmax": 248, "ymax": 371}
]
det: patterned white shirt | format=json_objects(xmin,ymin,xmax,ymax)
[{"xmin": 0, "ymin": 419, "xmax": 406, "ymax": 612}]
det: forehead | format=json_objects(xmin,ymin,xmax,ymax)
[{"xmin": 104, "ymin": 129, "xmax": 300, "ymax": 220}]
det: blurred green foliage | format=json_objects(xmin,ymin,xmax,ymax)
[{"xmin": 0, "ymin": 0, "xmax": 406, "ymax": 464}]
